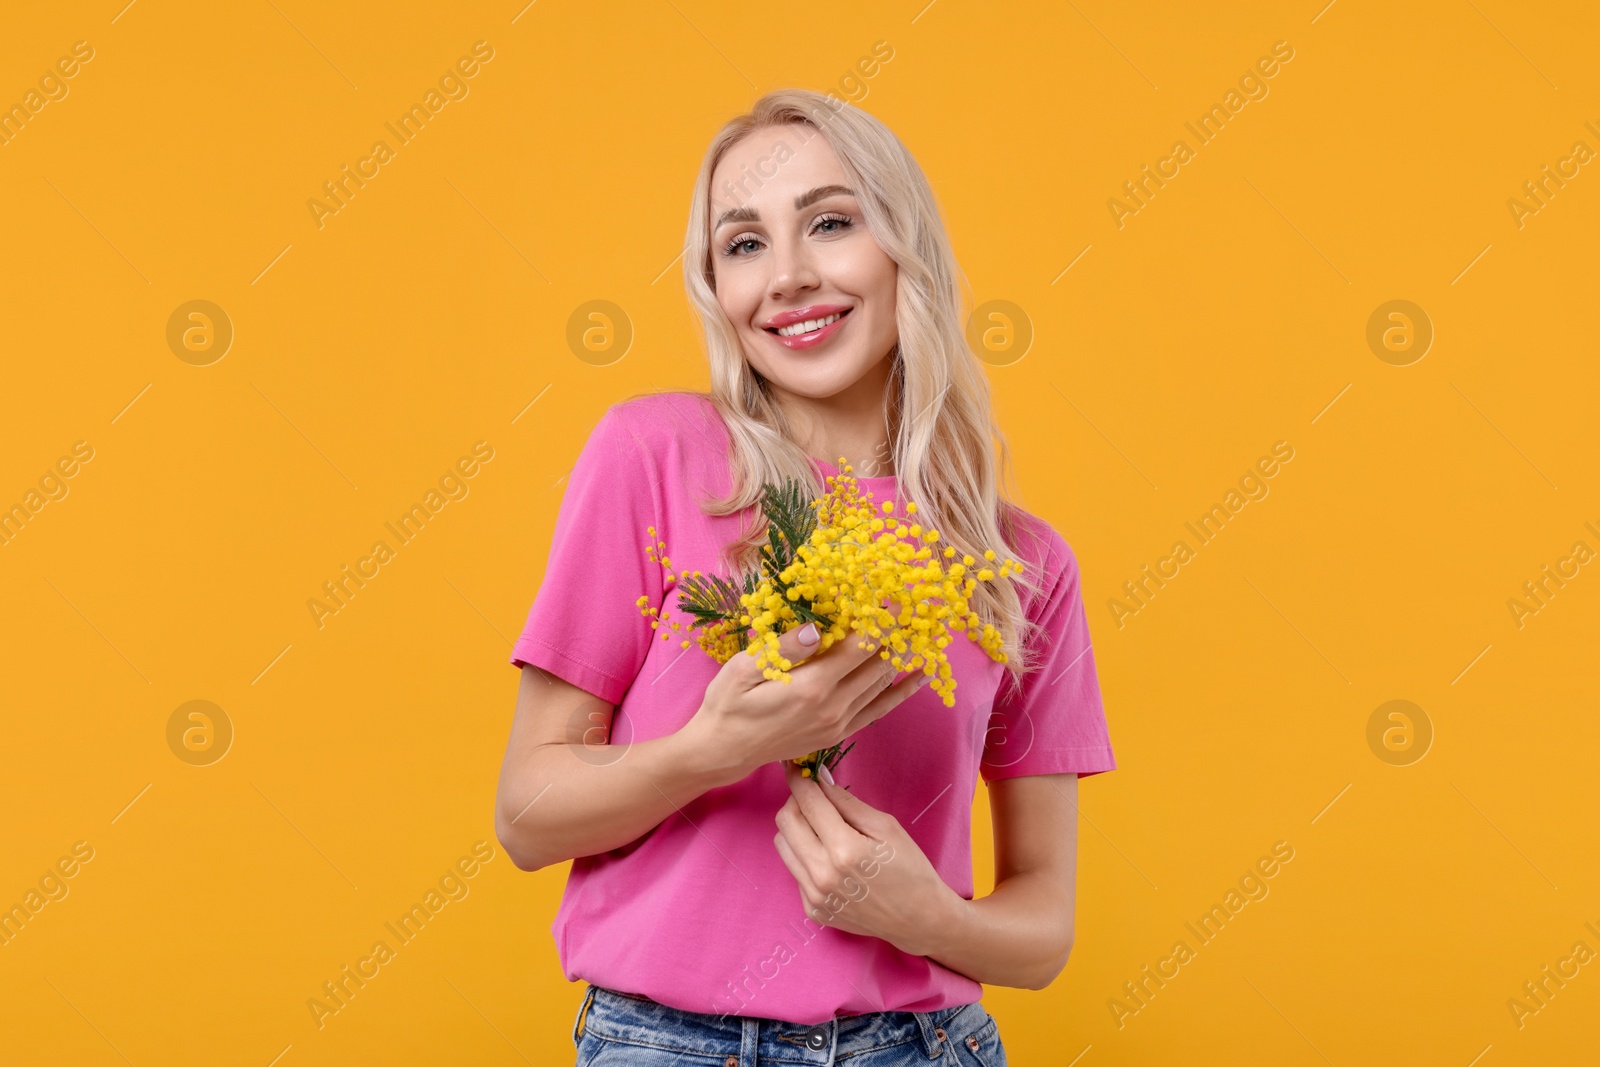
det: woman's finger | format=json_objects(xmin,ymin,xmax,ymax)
[
  {"xmin": 772, "ymin": 831, "xmax": 814, "ymax": 895},
  {"xmin": 842, "ymin": 668, "xmax": 930, "ymax": 735},
  {"xmin": 774, "ymin": 790, "xmax": 831, "ymax": 884},
  {"xmin": 834, "ymin": 649, "xmax": 901, "ymax": 718},
  {"xmin": 838, "ymin": 659, "xmax": 904, "ymax": 725},
  {"xmin": 787, "ymin": 762, "xmax": 857, "ymax": 846},
  {"xmin": 783, "ymin": 629, "xmax": 883, "ymax": 690}
]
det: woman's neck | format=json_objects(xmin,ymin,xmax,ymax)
[
  {"xmin": 803, "ymin": 424, "xmax": 895, "ymax": 477},
  {"xmin": 771, "ymin": 364, "xmax": 897, "ymax": 477}
]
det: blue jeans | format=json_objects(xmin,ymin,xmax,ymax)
[{"xmin": 571, "ymin": 984, "xmax": 1008, "ymax": 1066}]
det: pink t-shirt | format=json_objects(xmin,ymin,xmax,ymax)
[{"xmin": 509, "ymin": 390, "xmax": 1115, "ymax": 1024}]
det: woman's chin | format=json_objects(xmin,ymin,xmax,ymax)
[
  {"xmin": 747, "ymin": 342, "xmax": 889, "ymax": 401},
  {"xmin": 763, "ymin": 368, "xmax": 862, "ymax": 401}
]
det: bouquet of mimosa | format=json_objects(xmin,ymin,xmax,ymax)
[{"xmin": 637, "ymin": 461, "xmax": 1022, "ymax": 779}]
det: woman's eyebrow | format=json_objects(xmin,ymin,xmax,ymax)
[{"xmin": 713, "ymin": 184, "xmax": 857, "ymax": 230}]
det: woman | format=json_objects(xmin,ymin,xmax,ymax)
[{"xmin": 495, "ymin": 88, "xmax": 1116, "ymax": 1066}]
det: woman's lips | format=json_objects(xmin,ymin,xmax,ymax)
[{"xmin": 765, "ymin": 307, "xmax": 852, "ymax": 350}]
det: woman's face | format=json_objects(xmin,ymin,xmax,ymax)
[{"xmin": 708, "ymin": 125, "xmax": 899, "ymax": 405}]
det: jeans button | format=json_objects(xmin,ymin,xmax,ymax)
[{"xmin": 804, "ymin": 1025, "xmax": 828, "ymax": 1050}]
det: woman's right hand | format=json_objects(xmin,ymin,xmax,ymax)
[{"xmin": 684, "ymin": 622, "xmax": 930, "ymax": 776}]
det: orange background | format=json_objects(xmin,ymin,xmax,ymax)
[{"xmin": 2, "ymin": 1, "xmax": 1597, "ymax": 1064}]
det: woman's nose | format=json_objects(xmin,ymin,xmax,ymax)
[{"xmin": 766, "ymin": 236, "xmax": 819, "ymax": 297}]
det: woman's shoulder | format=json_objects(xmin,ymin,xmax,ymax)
[
  {"xmin": 603, "ymin": 390, "xmax": 728, "ymax": 457},
  {"xmin": 998, "ymin": 499, "xmax": 1080, "ymax": 595}
]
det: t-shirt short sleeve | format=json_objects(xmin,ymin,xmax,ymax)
[
  {"xmin": 981, "ymin": 530, "xmax": 1117, "ymax": 782},
  {"xmin": 509, "ymin": 404, "xmax": 664, "ymax": 706}
]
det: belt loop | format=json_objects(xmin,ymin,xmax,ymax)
[
  {"xmin": 742, "ymin": 1016, "xmax": 759, "ymax": 1066},
  {"xmin": 912, "ymin": 1010, "xmax": 947, "ymax": 1057},
  {"xmin": 572, "ymin": 984, "xmax": 599, "ymax": 1044}
]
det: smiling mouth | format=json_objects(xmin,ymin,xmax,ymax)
[{"xmin": 764, "ymin": 307, "xmax": 852, "ymax": 338}]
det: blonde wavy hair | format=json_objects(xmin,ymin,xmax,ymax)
[{"xmin": 627, "ymin": 88, "xmax": 1049, "ymax": 696}]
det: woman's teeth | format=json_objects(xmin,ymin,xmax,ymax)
[{"xmin": 776, "ymin": 311, "xmax": 843, "ymax": 337}]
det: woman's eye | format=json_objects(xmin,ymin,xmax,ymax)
[{"xmin": 721, "ymin": 214, "xmax": 853, "ymax": 257}]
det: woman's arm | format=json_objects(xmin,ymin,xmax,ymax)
[
  {"xmin": 501, "ymin": 625, "xmax": 918, "ymax": 873},
  {"xmin": 909, "ymin": 773, "xmax": 1080, "ymax": 990},
  {"xmin": 494, "ymin": 664, "xmax": 750, "ymax": 872}
]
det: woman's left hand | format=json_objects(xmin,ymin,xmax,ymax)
[{"xmin": 773, "ymin": 760, "xmax": 955, "ymax": 955}]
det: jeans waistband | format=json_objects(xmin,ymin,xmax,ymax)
[{"xmin": 574, "ymin": 983, "xmax": 989, "ymax": 1061}]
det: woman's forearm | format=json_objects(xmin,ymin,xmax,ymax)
[
  {"xmin": 909, "ymin": 872, "xmax": 1075, "ymax": 990},
  {"xmin": 496, "ymin": 717, "xmax": 752, "ymax": 872}
]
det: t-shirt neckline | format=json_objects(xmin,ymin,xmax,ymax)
[{"xmin": 809, "ymin": 455, "xmax": 898, "ymax": 485}]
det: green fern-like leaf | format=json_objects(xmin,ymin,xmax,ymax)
[
  {"xmin": 665, "ymin": 477, "xmax": 837, "ymax": 655},
  {"xmin": 675, "ymin": 570, "xmax": 747, "ymax": 626},
  {"xmin": 760, "ymin": 477, "xmax": 818, "ymax": 562}
]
